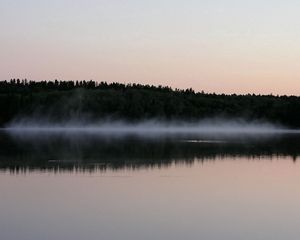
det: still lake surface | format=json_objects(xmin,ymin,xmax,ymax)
[{"xmin": 1, "ymin": 131, "xmax": 300, "ymax": 240}]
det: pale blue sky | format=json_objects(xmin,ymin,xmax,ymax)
[{"xmin": 1, "ymin": 0, "xmax": 300, "ymax": 94}]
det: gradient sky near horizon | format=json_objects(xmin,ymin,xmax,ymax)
[{"xmin": 1, "ymin": 0, "xmax": 300, "ymax": 95}]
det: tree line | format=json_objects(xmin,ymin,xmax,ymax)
[{"xmin": 0, "ymin": 79, "xmax": 300, "ymax": 127}]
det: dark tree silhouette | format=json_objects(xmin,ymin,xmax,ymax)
[{"xmin": 0, "ymin": 79, "xmax": 299, "ymax": 127}]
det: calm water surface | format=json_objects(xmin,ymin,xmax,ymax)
[{"xmin": 1, "ymin": 132, "xmax": 300, "ymax": 240}]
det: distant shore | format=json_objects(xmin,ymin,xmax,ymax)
[{"xmin": 0, "ymin": 80, "xmax": 300, "ymax": 128}]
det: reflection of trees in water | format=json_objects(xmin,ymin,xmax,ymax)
[{"xmin": 0, "ymin": 133, "xmax": 299, "ymax": 173}]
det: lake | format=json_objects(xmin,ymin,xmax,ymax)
[{"xmin": 1, "ymin": 131, "xmax": 300, "ymax": 240}]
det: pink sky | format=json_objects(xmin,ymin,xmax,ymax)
[{"xmin": 1, "ymin": 0, "xmax": 300, "ymax": 95}]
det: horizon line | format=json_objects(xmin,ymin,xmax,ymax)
[{"xmin": 1, "ymin": 78, "xmax": 299, "ymax": 97}]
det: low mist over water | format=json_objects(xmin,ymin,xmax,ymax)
[
  {"xmin": 5, "ymin": 119, "xmax": 295, "ymax": 136},
  {"xmin": 2, "ymin": 119, "xmax": 300, "ymax": 240},
  {"xmin": 1, "ymin": 126, "xmax": 300, "ymax": 174}
]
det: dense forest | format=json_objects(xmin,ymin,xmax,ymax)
[{"xmin": 0, "ymin": 79, "xmax": 300, "ymax": 127}]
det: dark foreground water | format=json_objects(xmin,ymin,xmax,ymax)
[{"xmin": 1, "ymin": 131, "xmax": 300, "ymax": 240}]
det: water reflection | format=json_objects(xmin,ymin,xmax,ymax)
[
  {"xmin": 2, "ymin": 131, "xmax": 300, "ymax": 240},
  {"xmin": 1, "ymin": 131, "xmax": 299, "ymax": 174}
]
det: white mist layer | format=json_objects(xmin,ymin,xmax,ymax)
[{"xmin": 4, "ymin": 119, "xmax": 297, "ymax": 135}]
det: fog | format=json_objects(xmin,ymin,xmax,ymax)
[
  {"xmin": 2, "ymin": 118, "xmax": 300, "ymax": 173},
  {"xmin": 5, "ymin": 118, "xmax": 298, "ymax": 137}
]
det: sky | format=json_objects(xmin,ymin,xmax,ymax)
[{"xmin": 1, "ymin": 0, "xmax": 300, "ymax": 95}]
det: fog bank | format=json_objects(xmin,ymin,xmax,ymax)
[{"xmin": 5, "ymin": 119, "xmax": 296, "ymax": 136}]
